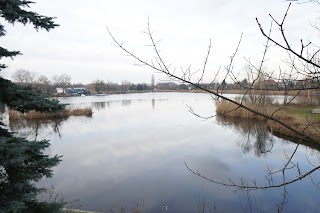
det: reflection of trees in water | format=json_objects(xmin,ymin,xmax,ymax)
[
  {"xmin": 216, "ymin": 114, "xmax": 320, "ymax": 158},
  {"xmin": 216, "ymin": 114, "xmax": 274, "ymax": 157},
  {"xmin": 152, "ymin": 99, "xmax": 155, "ymax": 110},
  {"xmin": 122, "ymin": 100, "xmax": 131, "ymax": 106},
  {"xmin": 272, "ymin": 130, "xmax": 320, "ymax": 153},
  {"xmin": 92, "ymin": 102, "xmax": 106, "ymax": 110},
  {"xmin": 90, "ymin": 99, "xmax": 165, "ymax": 110},
  {"xmin": 9, "ymin": 118, "xmax": 68, "ymax": 140}
]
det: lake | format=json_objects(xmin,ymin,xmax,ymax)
[{"xmin": 10, "ymin": 92, "xmax": 320, "ymax": 212}]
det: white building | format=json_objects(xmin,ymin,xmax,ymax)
[{"xmin": 56, "ymin": 88, "xmax": 65, "ymax": 94}]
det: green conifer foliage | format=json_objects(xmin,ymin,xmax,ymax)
[{"xmin": 0, "ymin": 1, "xmax": 64, "ymax": 212}]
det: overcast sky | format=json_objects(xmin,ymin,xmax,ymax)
[{"xmin": 1, "ymin": 0, "xmax": 319, "ymax": 84}]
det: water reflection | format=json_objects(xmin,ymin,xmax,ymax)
[
  {"xmin": 152, "ymin": 99, "xmax": 155, "ymax": 110},
  {"xmin": 10, "ymin": 115, "xmax": 91, "ymax": 138},
  {"xmin": 122, "ymin": 99, "xmax": 132, "ymax": 107},
  {"xmin": 9, "ymin": 118, "xmax": 68, "ymax": 139},
  {"xmin": 24, "ymin": 93, "xmax": 320, "ymax": 212},
  {"xmin": 216, "ymin": 115, "xmax": 274, "ymax": 157},
  {"xmin": 272, "ymin": 129, "xmax": 320, "ymax": 152},
  {"xmin": 90, "ymin": 99, "xmax": 160, "ymax": 111},
  {"xmin": 92, "ymin": 102, "xmax": 106, "ymax": 110}
]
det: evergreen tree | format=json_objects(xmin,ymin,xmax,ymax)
[{"xmin": 0, "ymin": 1, "xmax": 65, "ymax": 212}]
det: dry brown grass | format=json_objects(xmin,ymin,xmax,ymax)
[
  {"xmin": 215, "ymin": 99, "xmax": 277, "ymax": 120},
  {"xmin": 69, "ymin": 108, "xmax": 93, "ymax": 116},
  {"xmin": 268, "ymin": 108, "xmax": 320, "ymax": 142},
  {"xmin": 9, "ymin": 108, "xmax": 93, "ymax": 120},
  {"xmin": 216, "ymin": 99, "xmax": 320, "ymax": 142}
]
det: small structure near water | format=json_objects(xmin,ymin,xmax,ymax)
[{"xmin": 56, "ymin": 87, "xmax": 90, "ymax": 96}]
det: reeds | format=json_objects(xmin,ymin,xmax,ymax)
[
  {"xmin": 9, "ymin": 108, "xmax": 93, "ymax": 120},
  {"xmin": 215, "ymin": 99, "xmax": 276, "ymax": 120},
  {"xmin": 216, "ymin": 99, "xmax": 320, "ymax": 142},
  {"xmin": 68, "ymin": 108, "xmax": 93, "ymax": 116}
]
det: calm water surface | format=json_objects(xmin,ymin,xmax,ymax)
[{"xmin": 10, "ymin": 92, "xmax": 320, "ymax": 212}]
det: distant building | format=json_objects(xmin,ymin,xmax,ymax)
[
  {"xmin": 56, "ymin": 87, "xmax": 89, "ymax": 96},
  {"xmin": 254, "ymin": 79, "xmax": 277, "ymax": 90},
  {"xmin": 156, "ymin": 82, "xmax": 179, "ymax": 90},
  {"xmin": 65, "ymin": 87, "xmax": 88, "ymax": 95},
  {"xmin": 263, "ymin": 80, "xmax": 277, "ymax": 89},
  {"xmin": 294, "ymin": 80, "xmax": 306, "ymax": 89},
  {"xmin": 56, "ymin": 88, "xmax": 65, "ymax": 94}
]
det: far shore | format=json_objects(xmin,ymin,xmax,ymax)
[
  {"xmin": 216, "ymin": 99, "xmax": 320, "ymax": 143},
  {"xmin": 51, "ymin": 89, "xmax": 311, "ymax": 97}
]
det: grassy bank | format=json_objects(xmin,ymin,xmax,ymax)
[
  {"xmin": 9, "ymin": 108, "xmax": 93, "ymax": 120},
  {"xmin": 268, "ymin": 105, "xmax": 320, "ymax": 142},
  {"xmin": 216, "ymin": 100, "xmax": 320, "ymax": 143},
  {"xmin": 215, "ymin": 99, "xmax": 279, "ymax": 120}
]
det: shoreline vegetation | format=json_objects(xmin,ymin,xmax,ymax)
[
  {"xmin": 216, "ymin": 99, "xmax": 320, "ymax": 143},
  {"xmin": 8, "ymin": 108, "xmax": 93, "ymax": 120},
  {"xmin": 52, "ymin": 89, "xmax": 311, "ymax": 97}
]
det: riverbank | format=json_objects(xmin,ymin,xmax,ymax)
[
  {"xmin": 51, "ymin": 89, "xmax": 311, "ymax": 97},
  {"xmin": 216, "ymin": 100, "xmax": 320, "ymax": 143},
  {"xmin": 267, "ymin": 105, "xmax": 320, "ymax": 142}
]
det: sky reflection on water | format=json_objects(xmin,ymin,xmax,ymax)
[{"xmin": 11, "ymin": 92, "xmax": 320, "ymax": 212}]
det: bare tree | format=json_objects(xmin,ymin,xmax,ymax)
[
  {"xmin": 52, "ymin": 74, "xmax": 71, "ymax": 91},
  {"xmin": 107, "ymin": 2, "xmax": 320, "ymax": 212},
  {"xmin": 35, "ymin": 75, "xmax": 51, "ymax": 94},
  {"xmin": 12, "ymin": 69, "xmax": 37, "ymax": 85},
  {"xmin": 92, "ymin": 79, "xmax": 105, "ymax": 94},
  {"xmin": 121, "ymin": 80, "xmax": 131, "ymax": 92}
]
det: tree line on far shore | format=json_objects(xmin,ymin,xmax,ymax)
[
  {"xmin": 12, "ymin": 68, "xmax": 319, "ymax": 95},
  {"xmin": 10, "ymin": 69, "xmax": 196, "ymax": 94}
]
